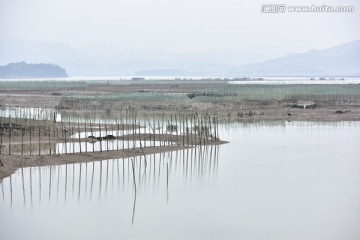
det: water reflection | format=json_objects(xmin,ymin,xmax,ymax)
[{"xmin": 0, "ymin": 145, "xmax": 219, "ymax": 224}]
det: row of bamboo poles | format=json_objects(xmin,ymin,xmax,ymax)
[{"xmin": 0, "ymin": 108, "xmax": 221, "ymax": 156}]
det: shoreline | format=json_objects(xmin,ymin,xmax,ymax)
[{"xmin": 1, "ymin": 145, "xmax": 216, "ymax": 181}]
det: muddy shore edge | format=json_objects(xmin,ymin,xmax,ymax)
[{"xmin": 1, "ymin": 144, "xmax": 226, "ymax": 181}]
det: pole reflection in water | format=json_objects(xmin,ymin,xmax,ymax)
[
  {"xmin": 0, "ymin": 145, "xmax": 219, "ymax": 224},
  {"xmin": 1, "ymin": 179, "xmax": 4, "ymax": 203}
]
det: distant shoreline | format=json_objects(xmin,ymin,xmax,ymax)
[{"xmin": 2, "ymin": 76, "xmax": 360, "ymax": 81}]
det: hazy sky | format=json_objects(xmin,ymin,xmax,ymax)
[{"xmin": 1, "ymin": 0, "xmax": 360, "ymax": 57}]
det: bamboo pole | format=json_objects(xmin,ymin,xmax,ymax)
[
  {"xmin": 0, "ymin": 124, "xmax": 3, "ymax": 155},
  {"xmin": 8, "ymin": 116, "xmax": 11, "ymax": 155},
  {"xmin": 64, "ymin": 126, "xmax": 67, "ymax": 155},
  {"xmin": 30, "ymin": 125, "xmax": 32, "ymax": 155},
  {"xmin": 85, "ymin": 114, "xmax": 88, "ymax": 153},
  {"xmin": 38, "ymin": 125, "xmax": 41, "ymax": 156},
  {"xmin": 98, "ymin": 120, "xmax": 102, "ymax": 152},
  {"xmin": 77, "ymin": 117, "xmax": 82, "ymax": 154},
  {"xmin": 72, "ymin": 125, "xmax": 75, "ymax": 154},
  {"xmin": 116, "ymin": 114, "xmax": 119, "ymax": 151},
  {"xmin": 48, "ymin": 127, "xmax": 51, "ymax": 155},
  {"xmin": 90, "ymin": 116, "xmax": 94, "ymax": 153},
  {"xmin": 105, "ymin": 120, "xmax": 108, "ymax": 151}
]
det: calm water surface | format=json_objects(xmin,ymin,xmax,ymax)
[{"xmin": 1, "ymin": 121, "xmax": 360, "ymax": 240}]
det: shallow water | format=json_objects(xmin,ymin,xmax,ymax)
[
  {"xmin": 1, "ymin": 121, "xmax": 360, "ymax": 240},
  {"xmin": 0, "ymin": 106, "xmax": 59, "ymax": 121}
]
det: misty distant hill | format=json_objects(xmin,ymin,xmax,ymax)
[
  {"xmin": 0, "ymin": 62, "xmax": 68, "ymax": 78},
  {"xmin": 0, "ymin": 39, "xmax": 359, "ymax": 77},
  {"xmin": 234, "ymin": 39, "xmax": 360, "ymax": 77}
]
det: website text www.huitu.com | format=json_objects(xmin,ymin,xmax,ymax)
[{"xmin": 261, "ymin": 4, "xmax": 355, "ymax": 13}]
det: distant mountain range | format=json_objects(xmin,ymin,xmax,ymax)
[
  {"xmin": 234, "ymin": 39, "xmax": 360, "ymax": 77},
  {"xmin": 0, "ymin": 62, "xmax": 68, "ymax": 78},
  {"xmin": 137, "ymin": 40, "xmax": 360, "ymax": 77},
  {"xmin": 0, "ymin": 39, "xmax": 359, "ymax": 77}
]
